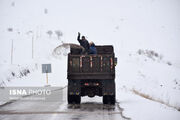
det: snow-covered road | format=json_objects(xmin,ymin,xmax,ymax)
[{"xmin": 0, "ymin": 87, "xmax": 127, "ymax": 120}]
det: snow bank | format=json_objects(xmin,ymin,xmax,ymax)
[
  {"xmin": 117, "ymin": 49, "xmax": 180, "ymax": 111},
  {"xmin": 117, "ymin": 88, "xmax": 180, "ymax": 120},
  {"xmin": 0, "ymin": 64, "xmax": 35, "ymax": 87}
]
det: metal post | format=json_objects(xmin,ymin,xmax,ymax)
[
  {"xmin": 46, "ymin": 72, "xmax": 48, "ymax": 85},
  {"xmin": 11, "ymin": 39, "xmax": 13, "ymax": 64},
  {"xmin": 32, "ymin": 36, "xmax": 34, "ymax": 59}
]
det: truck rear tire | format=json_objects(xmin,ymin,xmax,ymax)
[
  {"xmin": 75, "ymin": 95, "xmax": 81, "ymax": 104},
  {"xmin": 103, "ymin": 95, "xmax": 115, "ymax": 105},
  {"xmin": 68, "ymin": 95, "xmax": 81, "ymax": 104},
  {"xmin": 68, "ymin": 95, "xmax": 73, "ymax": 104},
  {"xmin": 103, "ymin": 96, "xmax": 108, "ymax": 104},
  {"xmin": 111, "ymin": 95, "xmax": 115, "ymax": 105}
]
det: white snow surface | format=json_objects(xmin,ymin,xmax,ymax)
[{"xmin": 0, "ymin": 0, "xmax": 180, "ymax": 120}]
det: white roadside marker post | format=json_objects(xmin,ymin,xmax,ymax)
[
  {"xmin": 46, "ymin": 65, "xmax": 48, "ymax": 85},
  {"xmin": 42, "ymin": 64, "xmax": 51, "ymax": 87},
  {"xmin": 11, "ymin": 39, "xmax": 13, "ymax": 65},
  {"xmin": 32, "ymin": 36, "xmax": 34, "ymax": 59}
]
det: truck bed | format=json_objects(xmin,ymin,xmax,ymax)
[{"xmin": 67, "ymin": 54, "xmax": 115, "ymax": 80}]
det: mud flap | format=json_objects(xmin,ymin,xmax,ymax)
[{"xmin": 68, "ymin": 79, "xmax": 81, "ymax": 96}]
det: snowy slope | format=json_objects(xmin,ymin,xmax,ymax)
[
  {"xmin": 116, "ymin": 50, "xmax": 180, "ymax": 119},
  {"xmin": 0, "ymin": 0, "xmax": 180, "ymax": 119}
]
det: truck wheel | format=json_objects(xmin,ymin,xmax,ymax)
[
  {"xmin": 111, "ymin": 95, "xmax": 115, "ymax": 105},
  {"xmin": 68, "ymin": 95, "xmax": 74, "ymax": 104},
  {"xmin": 103, "ymin": 96, "xmax": 108, "ymax": 104},
  {"xmin": 75, "ymin": 95, "xmax": 81, "ymax": 104},
  {"xmin": 103, "ymin": 95, "xmax": 115, "ymax": 105},
  {"xmin": 68, "ymin": 95, "xmax": 81, "ymax": 104}
]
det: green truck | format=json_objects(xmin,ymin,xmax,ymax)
[{"xmin": 67, "ymin": 45, "xmax": 117, "ymax": 104}]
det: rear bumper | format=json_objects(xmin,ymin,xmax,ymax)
[{"xmin": 68, "ymin": 73, "xmax": 115, "ymax": 80}]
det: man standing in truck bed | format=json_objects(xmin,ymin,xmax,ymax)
[{"xmin": 77, "ymin": 32, "xmax": 90, "ymax": 54}]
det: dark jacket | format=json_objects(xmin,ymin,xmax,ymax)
[
  {"xmin": 89, "ymin": 43, "xmax": 97, "ymax": 54},
  {"xmin": 77, "ymin": 35, "xmax": 89, "ymax": 53}
]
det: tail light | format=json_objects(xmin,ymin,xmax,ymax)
[
  {"xmin": 84, "ymin": 83, "xmax": 89, "ymax": 86},
  {"xmin": 84, "ymin": 83, "xmax": 99, "ymax": 86},
  {"xmin": 94, "ymin": 83, "xmax": 99, "ymax": 86}
]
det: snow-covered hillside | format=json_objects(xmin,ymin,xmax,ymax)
[
  {"xmin": 116, "ymin": 49, "xmax": 180, "ymax": 119},
  {"xmin": 0, "ymin": 0, "xmax": 180, "ymax": 120}
]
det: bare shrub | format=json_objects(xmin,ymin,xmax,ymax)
[
  {"xmin": 47, "ymin": 30, "xmax": 53, "ymax": 38},
  {"xmin": 7, "ymin": 28, "xmax": 13, "ymax": 32},
  {"xmin": 55, "ymin": 30, "xmax": 63, "ymax": 40}
]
